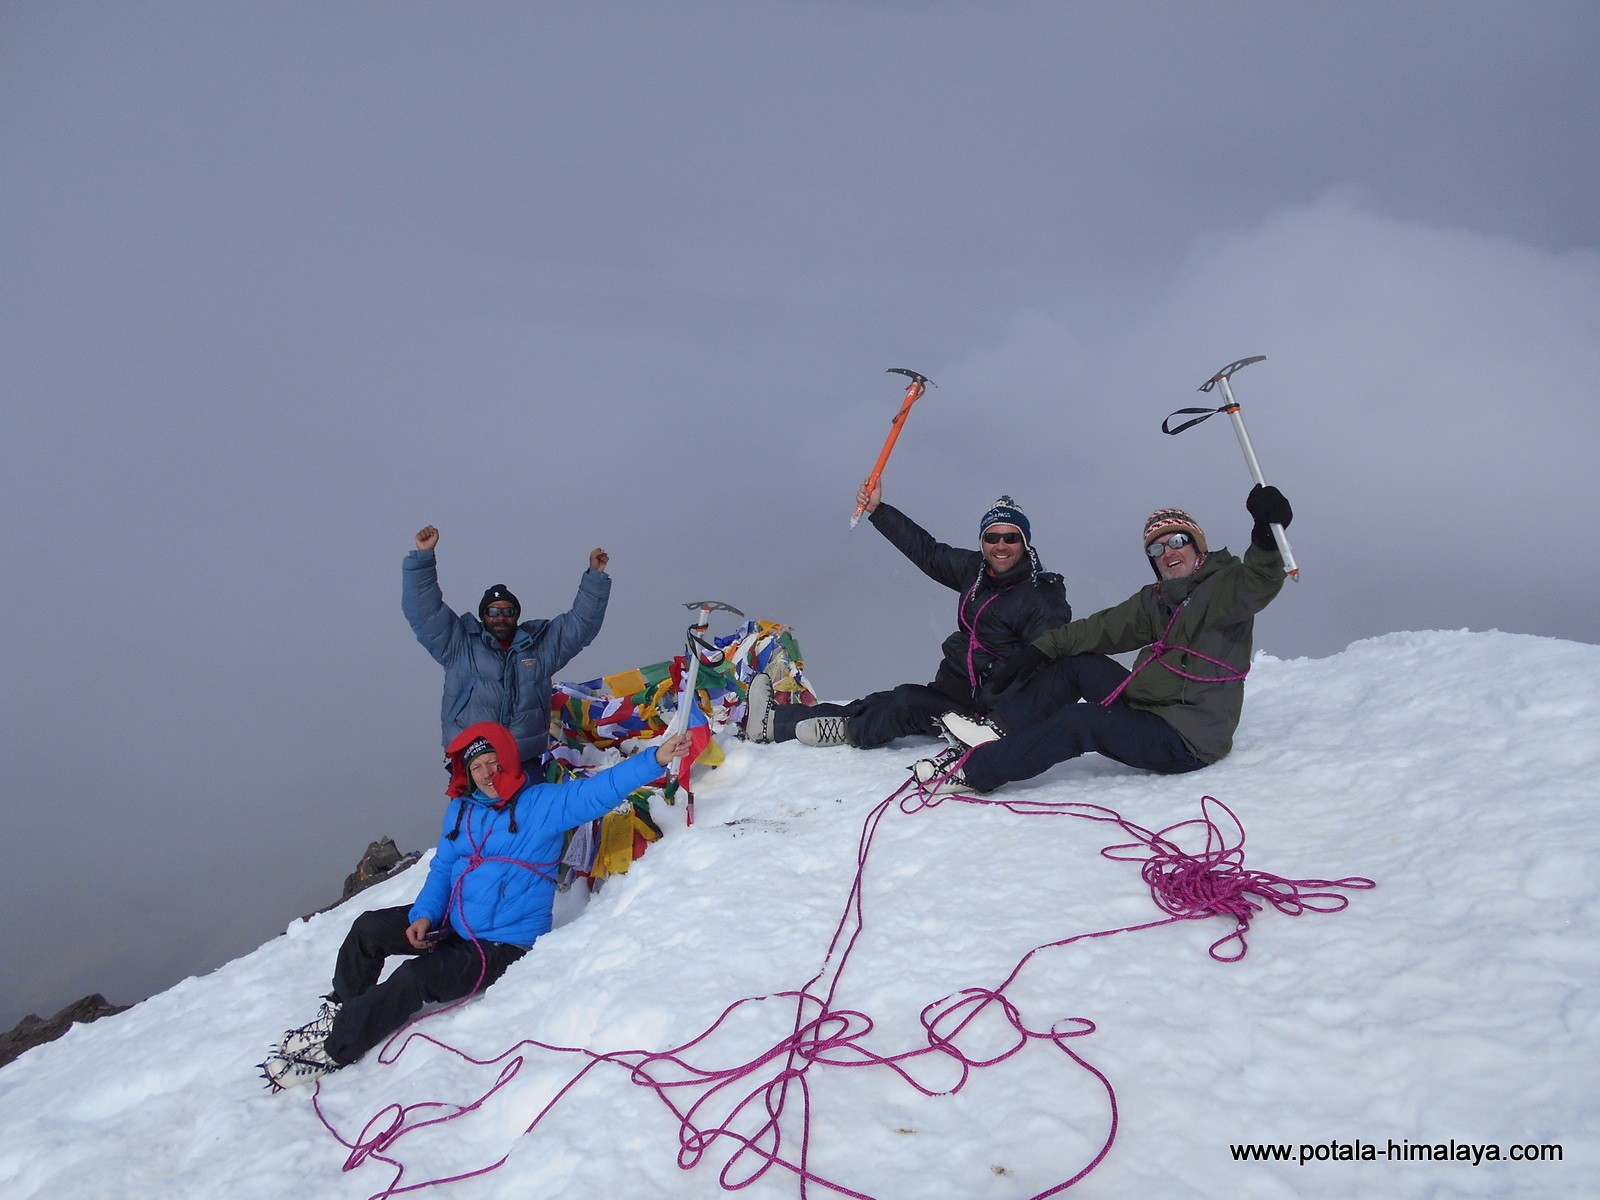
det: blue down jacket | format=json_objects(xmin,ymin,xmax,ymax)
[
  {"xmin": 402, "ymin": 548, "xmax": 610, "ymax": 760},
  {"xmin": 408, "ymin": 732, "xmax": 664, "ymax": 947}
]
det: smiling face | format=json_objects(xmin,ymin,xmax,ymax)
[
  {"xmin": 482, "ymin": 603, "xmax": 518, "ymax": 641},
  {"xmin": 981, "ymin": 524, "xmax": 1026, "ymax": 574},
  {"xmin": 468, "ymin": 751, "xmax": 500, "ymax": 798},
  {"xmin": 1148, "ymin": 533, "xmax": 1201, "ymax": 580}
]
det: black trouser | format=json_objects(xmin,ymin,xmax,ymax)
[
  {"xmin": 962, "ymin": 654, "xmax": 1205, "ymax": 791},
  {"xmin": 772, "ymin": 678, "xmax": 971, "ymax": 748},
  {"xmin": 770, "ymin": 653, "xmax": 1122, "ymax": 751},
  {"xmin": 324, "ymin": 906, "xmax": 527, "ymax": 1065}
]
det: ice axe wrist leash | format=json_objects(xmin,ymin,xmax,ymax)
[{"xmin": 1163, "ymin": 355, "xmax": 1299, "ymax": 580}]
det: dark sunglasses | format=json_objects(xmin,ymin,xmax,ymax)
[
  {"xmin": 484, "ymin": 605, "xmax": 518, "ymax": 617},
  {"xmin": 1145, "ymin": 532, "xmax": 1194, "ymax": 557},
  {"xmin": 982, "ymin": 531, "xmax": 1023, "ymax": 545}
]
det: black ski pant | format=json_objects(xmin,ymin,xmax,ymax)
[
  {"xmin": 771, "ymin": 679, "xmax": 969, "ymax": 748},
  {"xmin": 324, "ymin": 906, "xmax": 527, "ymax": 1065},
  {"xmin": 769, "ymin": 654, "xmax": 1119, "ymax": 750},
  {"xmin": 962, "ymin": 655, "xmax": 1205, "ymax": 792}
]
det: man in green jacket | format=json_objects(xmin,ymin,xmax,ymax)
[{"xmin": 913, "ymin": 485, "xmax": 1292, "ymax": 793}]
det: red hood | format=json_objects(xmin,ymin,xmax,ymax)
[{"xmin": 444, "ymin": 721, "xmax": 529, "ymax": 805}]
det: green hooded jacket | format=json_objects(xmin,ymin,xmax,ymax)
[{"xmin": 1032, "ymin": 541, "xmax": 1286, "ymax": 763}]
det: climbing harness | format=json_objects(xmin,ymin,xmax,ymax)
[{"xmin": 1099, "ymin": 602, "xmax": 1248, "ymax": 709}]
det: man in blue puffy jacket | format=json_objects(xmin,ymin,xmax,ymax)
[
  {"xmin": 403, "ymin": 524, "xmax": 610, "ymax": 774},
  {"xmin": 261, "ymin": 721, "xmax": 691, "ymax": 1090}
]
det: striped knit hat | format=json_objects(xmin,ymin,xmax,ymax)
[
  {"xmin": 979, "ymin": 495, "xmax": 1032, "ymax": 545},
  {"xmin": 1142, "ymin": 508, "xmax": 1207, "ymax": 576}
]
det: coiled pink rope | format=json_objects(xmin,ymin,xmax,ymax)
[{"xmin": 310, "ymin": 759, "xmax": 1373, "ymax": 1200}]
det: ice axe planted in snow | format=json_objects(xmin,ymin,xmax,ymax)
[
  {"xmin": 1163, "ymin": 355, "xmax": 1299, "ymax": 580},
  {"xmin": 666, "ymin": 600, "xmax": 744, "ymax": 826},
  {"xmin": 850, "ymin": 368, "xmax": 933, "ymax": 529}
]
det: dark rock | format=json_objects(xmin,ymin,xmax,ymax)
[
  {"xmin": 342, "ymin": 836, "xmax": 414, "ymax": 899},
  {"xmin": 1, "ymin": 993, "xmax": 129, "ymax": 1069},
  {"xmin": 306, "ymin": 836, "xmax": 421, "ymax": 919}
]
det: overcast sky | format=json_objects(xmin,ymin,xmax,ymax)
[{"xmin": 3, "ymin": 1, "xmax": 1596, "ymax": 1030}]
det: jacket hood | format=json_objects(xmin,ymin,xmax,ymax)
[{"xmin": 444, "ymin": 721, "xmax": 528, "ymax": 805}]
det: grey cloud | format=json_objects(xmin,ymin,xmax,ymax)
[{"xmin": 3, "ymin": 1, "xmax": 1596, "ymax": 1027}]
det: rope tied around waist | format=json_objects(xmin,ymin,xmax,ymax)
[{"xmin": 1100, "ymin": 601, "xmax": 1247, "ymax": 708}]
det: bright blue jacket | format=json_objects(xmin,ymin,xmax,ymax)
[
  {"xmin": 402, "ymin": 548, "xmax": 610, "ymax": 761},
  {"xmin": 408, "ymin": 748, "xmax": 663, "ymax": 947}
]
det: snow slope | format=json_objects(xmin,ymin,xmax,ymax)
[{"xmin": 1, "ymin": 630, "xmax": 1595, "ymax": 1200}]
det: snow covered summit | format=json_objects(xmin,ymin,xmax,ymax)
[{"xmin": 1, "ymin": 630, "xmax": 1596, "ymax": 1200}]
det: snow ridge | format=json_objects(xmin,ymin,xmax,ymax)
[{"xmin": 1, "ymin": 630, "xmax": 1596, "ymax": 1199}]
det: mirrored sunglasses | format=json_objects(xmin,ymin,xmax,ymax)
[
  {"xmin": 484, "ymin": 605, "xmax": 518, "ymax": 617},
  {"xmin": 1145, "ymin": 531, "xmax": 1194, "ymax": 557}
]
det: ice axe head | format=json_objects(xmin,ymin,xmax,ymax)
[
  {"xmin": 1197, "ymin": 355, "xmax": 1265, "ymax": 395},
  {"xmin": 681, "ymin": 600, "xmax": 742, "ymax": 664},
  {"xmin": 886, "ymin": 367, "xmax": 933, "ymax": 389},
  {"xmin": 683, "ymin": 600, "xmax": 744, "ymax": 620}
]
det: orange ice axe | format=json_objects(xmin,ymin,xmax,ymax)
[{"xmin": 850, "ymin": 368, "xmax": 933, "ymax": 529}]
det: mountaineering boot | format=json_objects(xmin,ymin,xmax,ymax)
[
  {"xmin": 794, "ymin": 715, "xmax": 851, "ymax": 748},
  {"xmin": 276, "ymin": 995, "xmax": 342, "ymax": 1058},
  {"xmin": 936, "ymin": 711, "xmax": 1003, "ymax": 751},
  {"xmin": 910, "ymin": 747, "xmax": 972, "ymax": 795},
  {"xmin": 743, "ymin": 671, "xmax": 777, "ymax": 743},
  {"xmin": 259, "ymin": 1039, "xmax": 343, "ymax": 1092}
]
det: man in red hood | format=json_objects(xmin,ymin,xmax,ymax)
[{"xmin": 260, "ymin": 720, "xmax": 690, "ymax": 1091}]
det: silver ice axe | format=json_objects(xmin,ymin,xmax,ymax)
[{"xmin": 1163, "ymin": 356, "xmax": 1299, "ymax": 580}]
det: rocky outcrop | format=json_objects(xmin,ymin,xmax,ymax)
[
  {"xmin": 1, "ymin": 994, "xmax": 130, "ymax": 1069},
  {"xmin": 342, "ymin": 836, "xmax": 421, "ymax": 900},
  {"xmin": 302, "ymin": 836, "xmax": 422, "ymax": 919}
]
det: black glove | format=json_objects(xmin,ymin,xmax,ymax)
[
  {"xmin": 984, "ymin": 643, "xmax": 1047, "ymax": 702},
  {"xmin": 1247, "ymin": 484, "xmax": 1293, "ymax": 550}
]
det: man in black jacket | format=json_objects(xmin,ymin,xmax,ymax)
[
  {"xmin": 746, "ymin": 483, "xmax": 1116, "ymax": 749},
  {"xmin": 913, "ymin": 485, "xmax": 1293, "ymax": 794}
]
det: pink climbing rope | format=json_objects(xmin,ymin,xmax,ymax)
[
  {"xmin": 957, "ymin": 580, "xmax": 1001, "ymax": 692},
  {"xmin": 1099, "ymin": 602, "xmax": 1248, "ymax": 708},
  {"xmin": 310, "ymin": 757, "xmax": 1374, "ymax": 1200}
]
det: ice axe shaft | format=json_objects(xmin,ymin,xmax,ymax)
[
  {"xmin": 667, "ymin": 601, "xmax": 743, "ymax": 826},
  {"xmin": 1195, "ymin": 357, "xmax": 1298, "ymax": 579},
  {"xmin": 850, "ymin": 368, "xmax": 932, "ymax": 529}
]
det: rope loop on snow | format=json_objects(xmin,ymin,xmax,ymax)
[{"xmin": 312, "ymin": 762, "xmax": 1372, "ymax": 1200}]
